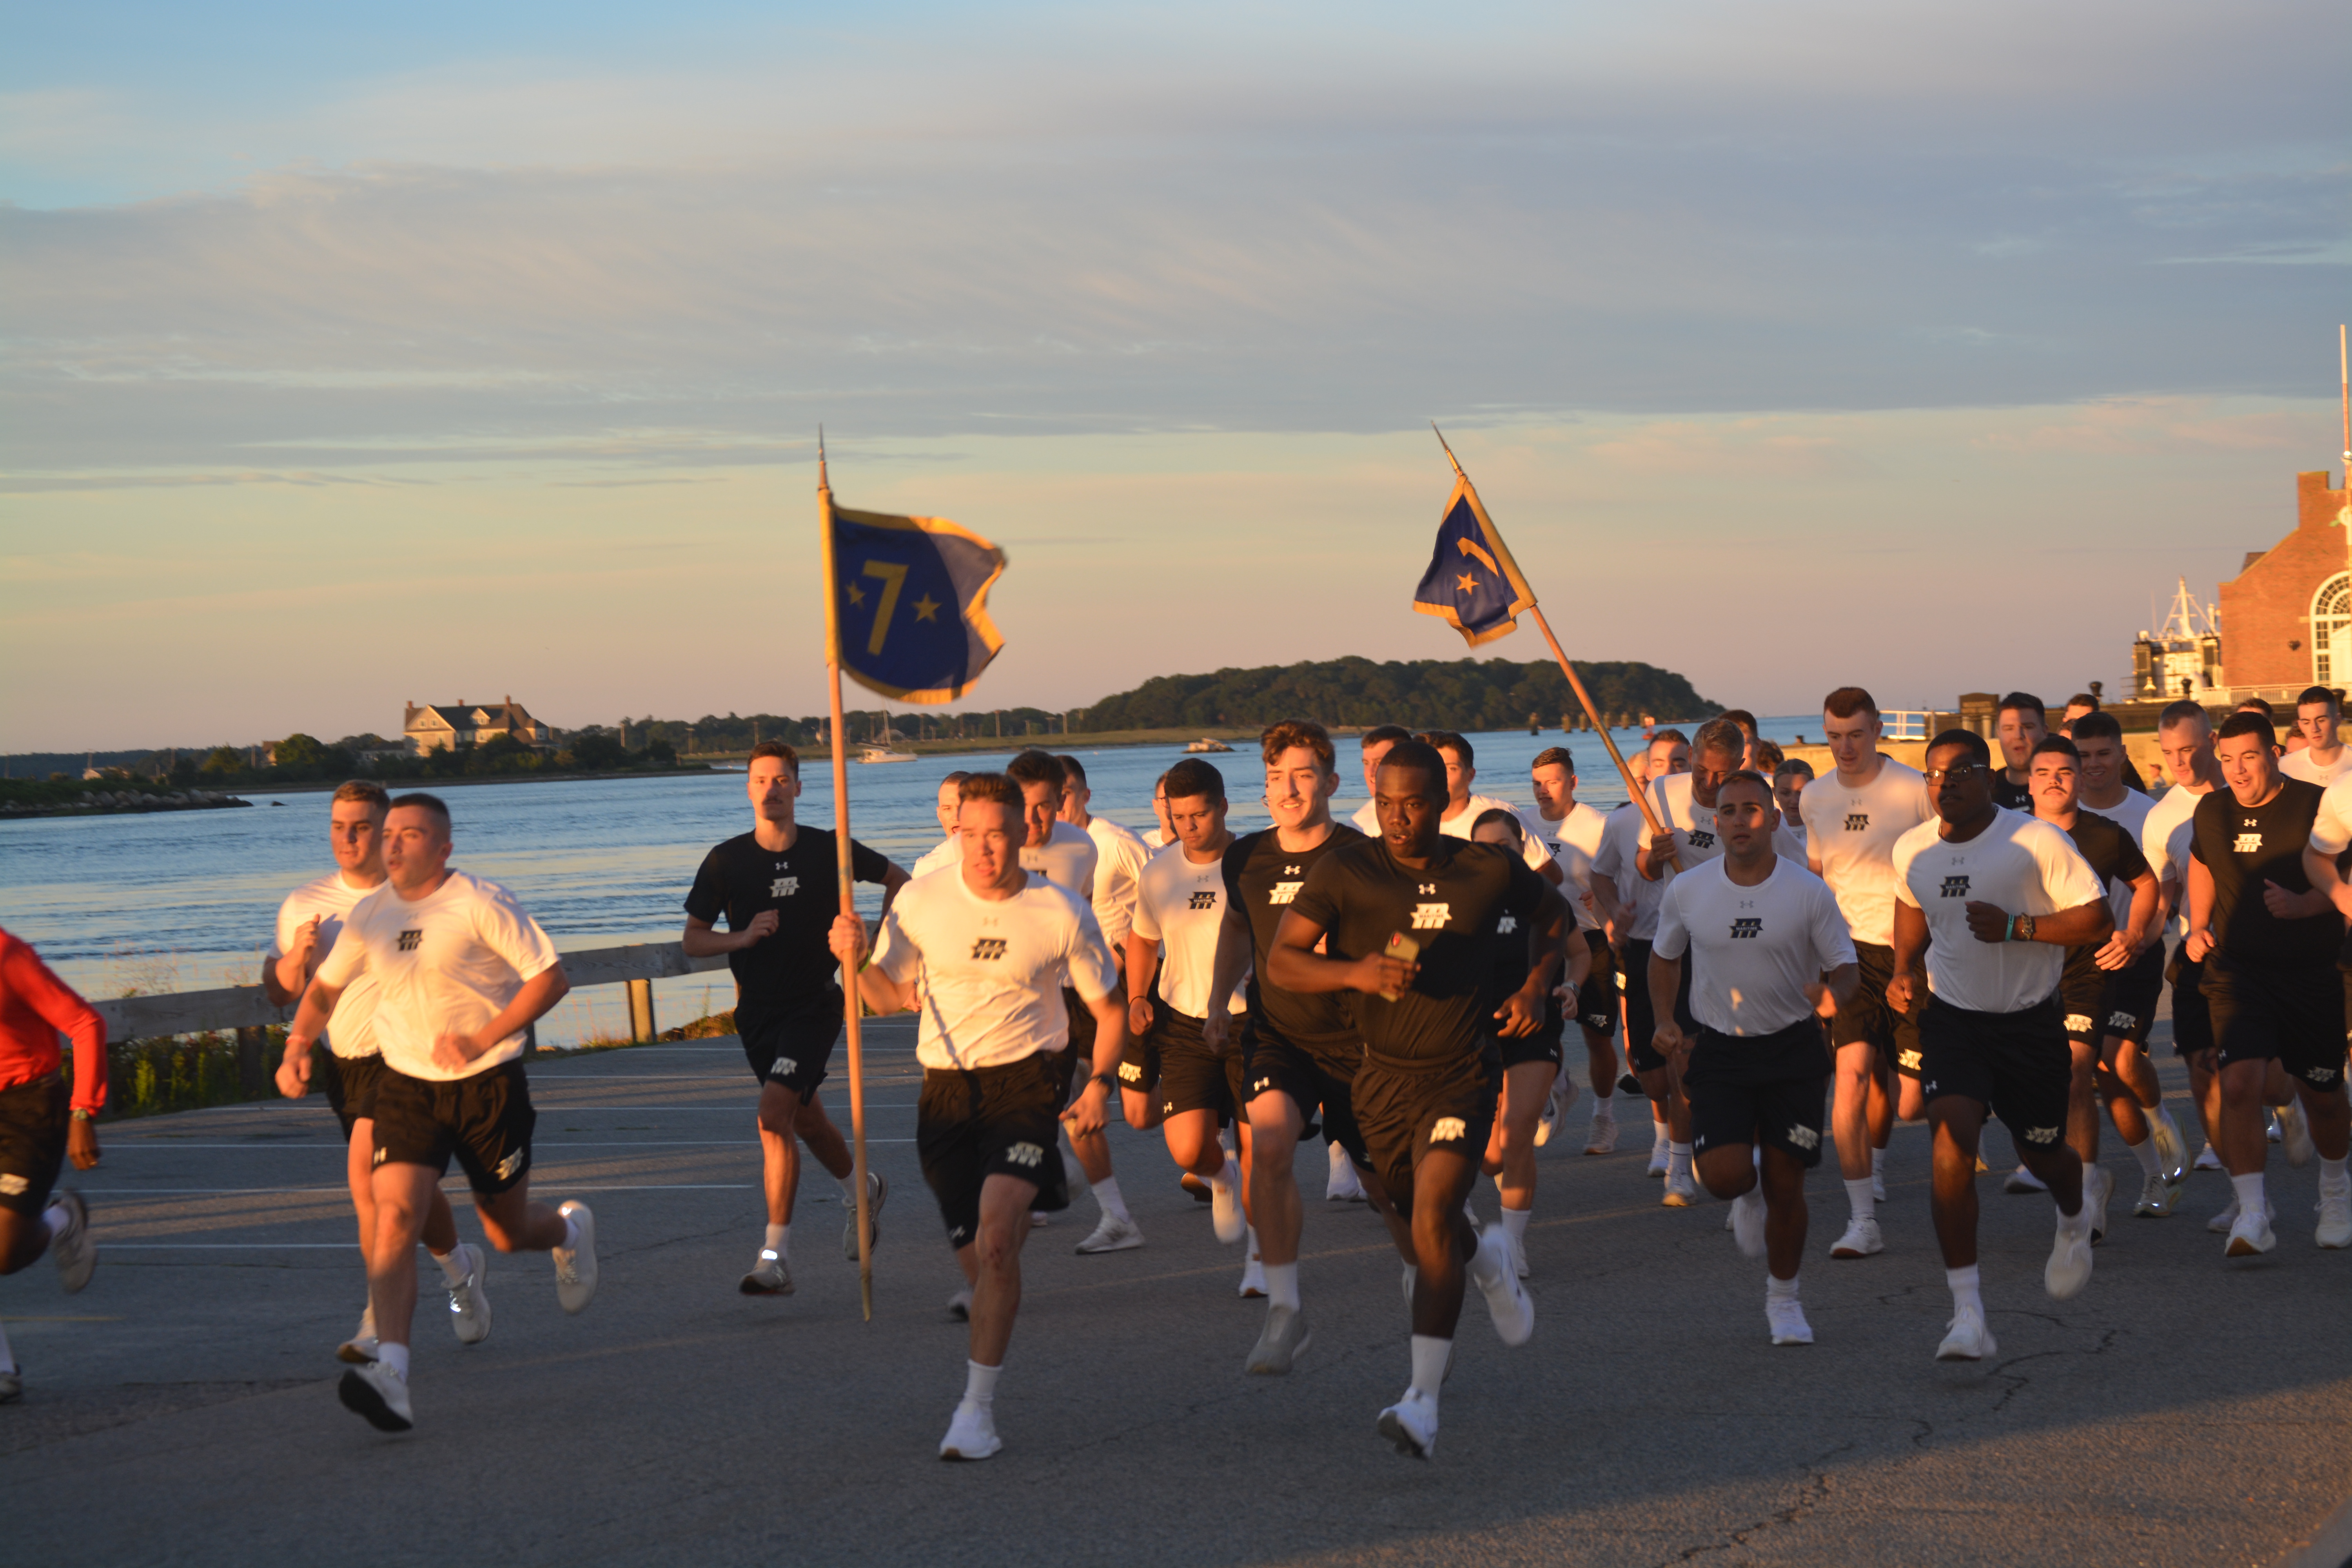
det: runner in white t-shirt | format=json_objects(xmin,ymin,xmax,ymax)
[
  {"xmin": 1056, "ymin": 755, "xmax": 1153, "ymax": 972},
  {"xmin": 1346, "ymin": 725, "xmax": 1416, "ymax": 837},
  {"xmin": 1798, "ymin": 689, "xmax": 1933, "ymax": 1261},
  {"xmin": 264, "ymin": 780, "xmax": 473, "ymax": 1365},
  {"xmin": 1888, "ymin": 732, "xmax": 2108, "ymax": 1363},
  {"xmin": 2140, "ymin": 701, "xmax": 2230, "ymax": 1179},
  {"xmin": 288, "ymin": 792, "xmax": 589, "ymax": 1435},
  {"xmin": 2281, "ymin": 685, "xmax": 2352, "ymax": 787},
  {"xmin": 912, "ymin": 771, "xmax": 973, "ymax": 880},
  {"xmin": 1592, "ymin": 730, "xmax": 1690, "ymax": 1181},
  {"xmin": 1146, "ymin": 771, "xmax": 1176, "ymax": 849},
  {"xmin": 832, "ymin": 770, "xmax": 1125, "ymax": 1461},
  {"xmin": 1530, "ymin": 746, "xmax": 1621, "ymax": 1152},
  {"xmin": 1771, "ymin": 757, "xmax": 1814, "ymax": 858},
  {"xmin": 1415, "ymin": 730, "xmax": 1564, "ymax": 882},
  {"xmin": 1651, "ymin": 770, "xmax": 1857, "ymax": 1347}
]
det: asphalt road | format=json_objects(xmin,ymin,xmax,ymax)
[{"xmin": 4, "ymin": 1015, "xmax": 2347, "ymax": 1567}]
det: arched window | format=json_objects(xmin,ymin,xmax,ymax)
[{"xmin": 2314, "ymin": 572, "xmax": 2351, "ymax": 686}]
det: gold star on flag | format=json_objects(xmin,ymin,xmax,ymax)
[
  {"xmin": 1455, "ymin": 572, "xmax": 1478, "ymax": 594},
  {"xmin": 913, "ymin": 593, "xmax": 941, "ymax": 622},
  {"xmin": 845, "ymin": 581, "xmax": 866, "ymax": 606}
]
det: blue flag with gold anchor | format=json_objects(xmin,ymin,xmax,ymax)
[
  {"xmin": 1412, "ymin": 470, "xmax": 1536, "ymax": 647},
  {"xmin": 824, "ymin": 499, "xmax": 1008, "ymax": 704}
]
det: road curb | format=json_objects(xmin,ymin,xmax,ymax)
[{"xmin": 2278, "ymin": 1494, "xmax": 2352, "ymax": 1568}]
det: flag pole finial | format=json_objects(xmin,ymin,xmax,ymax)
[
  {"xmin": 817, "ymin": 426, "xmax": 829, "ymax": 493},
  {"xmin": 1430, "ymin": 421, "xmax": 1467, "ymax": 481}
]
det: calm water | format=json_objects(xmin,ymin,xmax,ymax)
[{"xmin": 0, "ymin": 720, "xmax": 1810, "ymax": 1045}]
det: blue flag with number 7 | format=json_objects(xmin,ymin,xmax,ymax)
[{"xmin": 825, "ymin": 502, "xmax": 1008, "ymax": 704}]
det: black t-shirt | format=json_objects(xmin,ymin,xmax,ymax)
[
  {"xmin": 1485, "ymin": 897, "xmax": 1563, "ymax": 1039},
  {"xmin": 2056, "ymin": 810, "xmax": 2150, "ymax": 998},
  {"xmin": 1992, "ymin": 773, "xmax": 2034, "ymax": 812},
  {"xmin": 684, "ymin": 828, "xmax": 893, "ymax": 1016},
  {"xmin": 1222, "ymin": 824, "xmax": 1367, "ymax": 1055},
  {"xmin": 2189, "ymin": 779, "xmax": 2338, "ymax": 970},
  {"xmin": 1289, "ymin": 836, "xmax": 1550, "ymax": 1071}
]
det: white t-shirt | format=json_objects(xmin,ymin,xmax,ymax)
[
  {"xmin": 1591, "ymin": 802, "xmax": 1667, "ymax": 942},
  {"xmin": 1131, "ymin": 844, "xmax": 1249, "ymax": 1018},
  {"xmin": 1537, "ymin": 800, "xmax": 1610, "ymax": 933},
  {"xmin": 1891, "ymin": 809, "xmax": 2104, "ymax": 1014},
  {"xmin": 312, "ymin": 870, "xmax": 562, "ymax": 1082},
  {"xmin": 2283, "ymin": 746, "xmax": 2352, "ymax": 788},
  {"xmin": 912, "ymin": 835, "xmax": 960, "ymax": 880},
  {"xmin": 1653, "ymin": 858, "xmax": 1855, "ymax": 1037},
  {"xmin": 1643, "ymin": 772, "xmax": 1806, "ymax": 871},
  {"xmin": 1348, "ymin": 799, "xmax": 1380, "ymax": 836},
  {"xmin": 1083, "ymin": 816, "xmax": 1155, "ymax": 957},
  {"xmin": 2307, "ymin": 774, "xmax": 2352, "ymax": 857},
  {"xmin": 267, "ymin": 871, "xmax": 388, "ymax": 1060},
  {"xmin": 2079, "ymin": 787, "xmax": 2155, "ymax": 844},
  {"xmin": 1798, "ymin": 758, "xmax": 1936, "ymax": 950},
  {"xmin": 870, "ymin": 869, "xmax": 1119, "ymax": 1071},
  {"xmin": 1021, "ymin": 819, "xmax": 1097, "ymax": 904},
  {"xmin": 2140, "ymin": 782, "xmax": 2213, "ymax": 933}
]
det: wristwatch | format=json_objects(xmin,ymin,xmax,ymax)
[
  {"xmin": 2011, "ymin": 913, "xmax": 2037, "ymax": 943},
  {"xmin": 70, "ymin": 1108, "xmax": 94, "ymax": 1123}
]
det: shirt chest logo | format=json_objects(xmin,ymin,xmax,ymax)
[
  {"xmin": 397, "ymin": 929, "xmax": 423, "ymax": 952},
  {"xmin": 771, "ymin": 876, "xmax": 800, "ymax": 899},
  {"xmin": 1939, "ymin": 875, "xmax": 1971, "ymax": 898},
  {"xmin": 2234, "ymin": 830, "xmax": 2263, "ymax": 854},
  {"xmin": 1269, "ymin": 880, "xmax": 1303, "ymax": 906},
  {"xmin": 971, "ymin": 937, "xmax": 1007, "ymax": 961},
  {"xmin": 1411, "ymin": 903, "xmax": 1452, "ymax": 930},
  {"xmin": 1687, "ymin": 828, "xmax": 1717, "ymax": 849},
  {"xmin": 1497, "ymin": 914, "xmax": 1519, "ymax": 935},
  {"xmin": 1844, "ymin": 813, "xmax": 1869, "ymax": 831},
  {"xmin": 1730, "ymin": 918, "xmax": 1762, "ymax": 939},
  {"xmin": 1188, "ymin": 890, "xmax": 1218, "ymax": 911}
]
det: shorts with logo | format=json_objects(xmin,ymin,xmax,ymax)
[
  {"xmin": 1917, "ymin": 996, "xmax": 2072, "ymax": 1152},
  {"xmin": 0, "ymin": 1071, "xmax": 68, "ymax": 1218},
  {"xmin": 1833, "ymin": 941, "xmax": 1924, "ymax": 1076},
  {"xmin": 2202, "ymin": 955, "xmax": 2349, "ymax": 1093},
  {"xmin": 1240, "ymin": 1028, "xmax": 1367, "ymax": 1167},
  {"xmin": 1495, "ymin": 986, "xmax": 1566, "ymax": 1071},
  {"xmin": 1573, "ymin": 935, "xmax": 1619, "ymax": 1040},
  {"xmin": 739, "ymin": 992, "xmax": 841, "ymax": 1100},
  {"xmin": 2167, "ymin": 948, "xmax": 2212, "ymax": 1056},
  {"xmin": 1120, "ymin": 1005, "xmax": 1250, "ymax": 1121},
  {"xmin": 370, "ymin": 1060, "xmax": 538, "ymax": 1196},
  {"xmin": 317, "ymin": 1050, "xmax": 387, "ymax": 1141},
  {"xmin": 1683, "ymin": 1020, "xmax": 1832, "ymax": 1168},
  {"xmin": 917, "ymin": 1053, "xmax": 1071, "ymax": 1249},
  {"xmin": 2058, "ymin": 968, "xmax": 2109, "ymax": 1049},
  {"xmin": 1619, "ymin": 937, "xmax": 1697, "ymax": 1074},
  {"xmin": 1352, "ymin": 1048, "xmax": 1501, "ymax": 1220},
  {"xmin": 2095, "ymin": 942, "xmax": 2166, "ymax": 1048}
]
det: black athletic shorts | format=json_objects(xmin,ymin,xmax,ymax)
[
  {"xmin": 1619, "ymin": 937, "xmax": 1696, "ymax": 1074},
  {"xmin": 2059, "ymin": 973, "xmax": 2107, "ymax": 1050},
  {"xmin": 0, "ymin": 1071, "xmax": 67, "ymax": 1218},
  {"xmin": 1683, "ymin": 1020, "xmax": 1832, "ymax": 1168},
  {"xmin": 1242, "ymin": 1029, "xmax": 1367, "ymax": 1168},
  {"xmin": 1494, "ymin": 986, "xmax": 1566, "ymax": 1071},
  {"xmin": 1573, "ymin": 934, "xmax": 1619, "ymax": 1040},
  {"xmin": 739, "ymin": 993, "xmax": 840, "ymax": 1100},
  {"xmin": 918, "ymin": 1054, "xmax": 1071, "ymax": 1249},
  {"xmin": 2096, "ymin": 943, "xmax": 2166, "ymax": 1049},
  {"xmin": 2167, "ymin": 947, "xmax": 2212, "ymax": 1057},
  {"xmin": 1352, "ymin": 1049, "xmax": 1501, "ymax": 1220},
  {"xmin": 1918, "ymin": 996, "xmax": 2071, "ymax": 1153},
  {"xmin": 1052, "ymin": 986, "xmax": 1103, "ymax": 1108},
  {"xmin": 1120, "ymin": 1005, "xmax": 1249, "ymax": 1121},
  {"xmin": 317, "ymin": 1051, "xmax": 386, "ymax": 1141},
  {"xmin": 370, "ymin": 1060, "xmax": 537, "ymax": 1197},
  {"xmin": 2203, "ymin": 955, "xmax": 2350, "ymax": 1093},
  {"xmin": 1835, "ymin": 941, "xmax": 1924, "ymax": 1076}
]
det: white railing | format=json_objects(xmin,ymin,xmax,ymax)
[{"xmin": 1880, "ymin": 711, "xmax": 1935, "ymax": 740}]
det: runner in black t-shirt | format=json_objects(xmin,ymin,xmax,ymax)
[
  {"xmin": 1991, "ymin": 692, "xmax": 2048, "ymax": 812},
  {"xmin": 1271, "ymin": 739, "xmax": 1566, "ymax": 1459},
  {"xmin": 682, "ymin": 741, "xmax": 907, "ymax": 1296},
  {"xmin": 2026, "ymin": 737, "xmax": 2160, "ymax": 1240},
  {"xmin": 2184, "ymin": 713, "xmax": 2352, "ymax": 1258}
]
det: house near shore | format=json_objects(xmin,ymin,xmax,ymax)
[{"xmin": 403, "ymin": 697, "xmax": 559, "ymax": 757}]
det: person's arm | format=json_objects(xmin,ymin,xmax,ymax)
[
  {"xmin": 283, "ymin": 977, "xmax": 347, "ymax": 1066},
  {"xmin": 1557, "ymin": 926, "xmax": 1592, "ymax": 998},
  {"xmin": 2096, "ymin": 867, "xmax": 2161, "ymax": 968},
  {"xmin": 2259, "ymin": 876, "xmax": 2336, "ymax": 922},
  {"xmin": 7, "ymin": 942, "xmax": 107, "ymax": 1165},
  {"xmin": 1493, "ymin": 881, "xmax": 1570, "ymax": 1038},
  {"xmin": 1265, "ymin": 910, "xmax": 1410, "ymax": 997},
  {"xmin": 1124, "ymin": 930, "xmax": 1161, "ymax": 1038},
  {"xmin": 1635, "ymin": 826, "xmax": 1672, "ymax": 882},
  {"xmin": 430, "ymin": 965, "xmax": 572, "ymax": 1072},
  {"xmin": 2183, "ymin": 855, "xmax": 2217, "ymax": 961},
  {"xmin": 682, "ymin": 911, "xmax": 775, "ymax": 956},
  {"xmin": 1886, "ymin": 899, "xmax": 1928, "ymax": 1014},
  {"xmin": 263, "ymin": 917, "xmax": 322, "ymax": 1005},
  {"xmin": 828, "ymin": 913, "xmax": 919, "ymax": 1015},
  {"xmin": 1589, "ymin": 873, "xmax": 1628, "ymax": 945},
  {"xmin": 1962, "ymin": 897, "xmax": 2111, "ymax": 949},
  {"xmin": 1062, "ymin": 989, "xmax": 1130, "ymax": 1138},
  {"xmin": 1810, "ymin": 960, "xmax": 1860, "ymax": 1019},
  {"xmin": 1646, "ymin": 948, "xmax": 1686, "ymax": 1069},
  {"xmin": 877, "ymin": 862, "xmax": 911, "ymax": 918}
]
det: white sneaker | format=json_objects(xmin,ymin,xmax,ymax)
[
  {"xmin": 445, "ymin": 1243, "xmax": 492, "ymax": 1345},
  {"xmin": 2083, "ymin": 1165, "xmax": 2113, "ymax": 1245},
  {"xmin": 2265, "ymin": 1109, "xmax": 2282, "ymax": 1144},
  {"xmin": 1829, "ymin": 1216, "xmax": 1884, "ymax": 1259},
  {"xmin": 1472, "ymin": 1224, "xmax": 1535, "ymax": 1347},
  {"xmin": 337, "ymin": 1357, "xmax": 414, "ymax": 1432},
  {"xmin": 45, "ymin": 1191, "xmax": 94, "ymax": 1294},
  {"xmin": 739, "ymin": 1249, "xmax": 793, "ymax": 1296},
  {"xmin": 1661, "ymin": 1167, "xmax": 1697, "ymax": 1207},
  {"xmin": 2149, "ymin": 1109, "xmax": 2188, "ymax": 1186},
  {"xmin": 2193, "ymin": 1145, "xmax": 2224, "ymax": 1171},
  {"xmin": 1646, "ymin": 1141, "xmax": 1671, "ymax": 1177},
  {"xmin": 1510, "ymin": 1229, "xmax": 1531, "ymax": 1280},
  {"xmin": 1246, "ymin": 1305, "xmax": 1313, "ymax": 1374},
  {"xmin": 1766, "ymin": 1295, "xmax": 1814, "ymax": 1346},
  {"xmin": 946, "ymin": 1287, "xmax": 973, "ymax": 1321},
  {"xmin": 1534, "ymin": 1079, "xmax": 1564, "ymax": 1147},
  {"xmin": 2224, "ymin": 1205, "xmax": 2276, "ymax": 1258},
  {"xmin": 1584, "ymin": 1109, "xmax": 1620, "ymax": 1156},
  {"xmin": 2207, "ymin": 1197, "xmax": 2241, "ymax": 1234},
  {"xmin": 1325, "ymin": 1144, "xmax": 1365, "ymax": 1202},
  {"xmin": 1376, "ymin": 1389, "xmax": 1439, "ymax": 1459},
  {"xmin": 2004, "ymin": 1165, "xmax": 2047, "ymax": 1194},
  {"xmin": 1237, "ymin": 1254, "xmax": 1267, "ymax": 1298},
  {"xmin": 337, "ymin": 1305, "xmax": 379, "ymax": 1365},
  {"xmin": 1209, "ymin": 1166, "xmax": 1246, "ymax": 1245},
  {"xmin": 1729, "ymin": 1189, "xmax": 1767, "ymax": 1258},
  {"xmin": 2276, "ymin": 1102, "xmax": 2314, "ymax": 1167},
  {"xmin": 1936, "ymin": 1306, "xmax": 1998, "ymax": 1361},
  {"xmin": 1029, "ymin": 1210, "xmax": 1049, "ymax": 1228},
  {"xmin": 938, "ymin": 1399, "xmax": 1002, "ymax": 1460},
  {"xmin": 842, "ymin": 1170, "xmax": 887, "ymax": 1261},
  {"xmin": 1074, "ymin": 1213, "xmax": 1143, "ymax": 1254},
  {"xmin": 2315, "ymin": 1188, "xmax": 2352, "ymax": 1249},
  {"xmin": 553, "ymin": 1201, "xmax": 598, "ymax": 1314},
  {"xmin": 2045, "ymin": 1216, "xmax": 2093, "ymax": 1300},
  {"xmin": 2133, "ymin": 1171, "xmax": 2178, "ymax": 1218}
]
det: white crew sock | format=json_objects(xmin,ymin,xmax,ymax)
[
  {"xmin": 1668, "ymin": 1142, "xmax": 1692, "ymax": 1180},
  {"xmin": 1767, "ymin": 1272, "xmax": 1800, "ymax": 1299},
  {"xmin": 1264, "ymin": 1261, "xmax": 1301, "ymax": 1312},
  {"xmin": 837, "ymin": 1172, "xmax": 858, "ymax": 1204},
  {"xmin": 764, "ymin": 1223, "xmax": 789, "ymax": 1258},
  {"xmin": 431, "ymin": 1245, "xmax": 469, "ymax": 1286},
  {"xmin": 1843, "ymin": 1178, "xmax": 1875, "ymax": 1223},
  {"xmin": 561, "ymin": 1212, "xmax": 585, "ymax": 1250},
  {"xmin": 1092, "ymin": 1175, "xmax": 1132, "ymax": 1225},
  {"xmin": 963, "ymin": 1359, "xmax": 1000, "ymax": 1410},
  {"xmin": 0, "ymin": 1317, "xmax": 13, "ymax": 1373},
  {"xmin": 1499, "ymin": 1205, "xmax": 1531, "ymax": 1244},
  {"xmin": 2126, "ymin": 1132, "xmax": 2160, "ymax": 1177},
  {"xmin": 1408, "ymin": 1334, "xmax": 1451, "ymax": 1404},
  {"xmin": 2230, "ymin": 1171, "xmax": 2267, "ymax": 1218},
  {"xmin": 1205, "ymin": 1154, "xmax": 1235, "ymax": 1191},
  {"xmin": 1651, "ymin": 1118, "xmax": 1671, "ymax": 1149},
  {"xmin": 1945, "ymin": 1265, "xmax": 1982, "ymax": 1318},
  {"xmin": 377, "ymin": 1341, "xmax": 410, "ymax": 1380},
  {"xmin": 1591, "ymin": 1096, "xmax": 1615, "ymax": 1120},
  {"xmin": 2321, "ymin": 1157, "xmax": 2350, "ymax": 1196}
]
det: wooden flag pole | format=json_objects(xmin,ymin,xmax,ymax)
[
  {"xmin": 818, "ymin": 428, "xmax": 876, "ymax": 1322},
  {"xmin": 1428, "ymin": 425, "xmax": 1677, "ymax": 867}
]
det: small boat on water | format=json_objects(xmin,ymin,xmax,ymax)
[
  {"xmin": 1183, "ymin": 738, "xmax": 1233, "ymax": 753},
  {"xmin": 858, "ymin": 745, "xmax": 918, "ymax": 764}
]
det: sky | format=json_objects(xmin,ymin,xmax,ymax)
[{"xmin": 3, "ymin": 0, "xmax": 2346, "ymax": 750}]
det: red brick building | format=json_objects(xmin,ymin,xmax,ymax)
[{"xmin": 2216, "ymin": 470, "xmax": 2352, "ymax": 697}]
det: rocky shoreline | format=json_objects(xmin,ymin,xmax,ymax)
[{"xmin": 2, "ymin": 789, "xmax": 251, "ymax": 818}]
